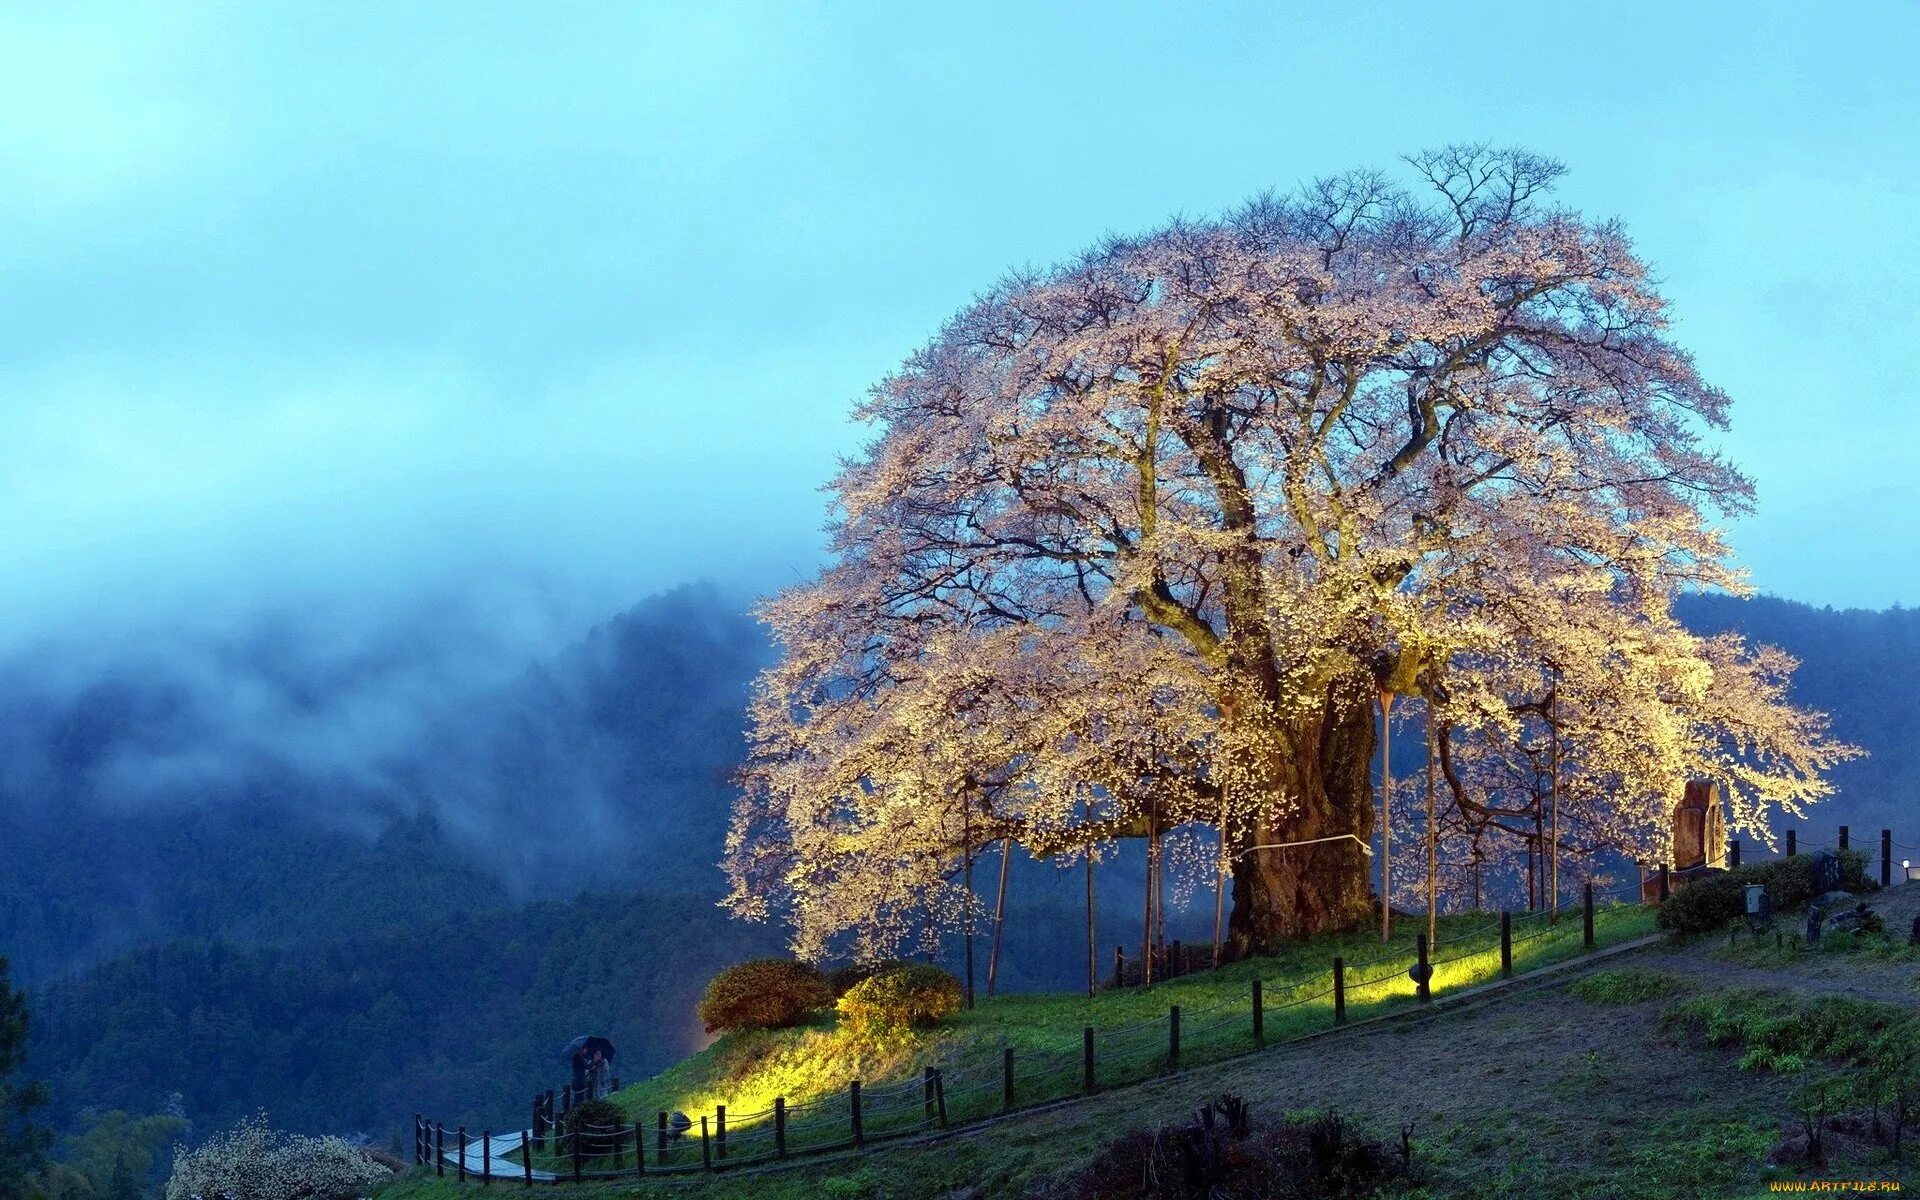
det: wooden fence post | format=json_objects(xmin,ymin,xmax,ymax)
[
  {"xmin": 716, "ymin": 1105, "xmax": 726, "ymax": 1159},
  {"xmin": 1729, "ymin": 839, "xmax": 1740, "ymax": 869},
  {"xmin": 1415, "ymin": 934, "xmax": 1430, "ymax": 1002},
  {"xmin": 924, "ymin": 1067, "xmax": 936, "ymax": 1124},
  {"xmin": 1499, "ymin": 913, "xmax": 1512, "ymax": 977},
  {"xmin": 481, "ymin": 1130, "xmax": 491, "ymax": 1185},
  {"xmin": 1658, "ymin": 863, "xmax": 1670, "ymax": 902},
  {"xmin": 1168, "ymin": 1006, "xmax": 1181, "ymax": 1068},
  {"xmin": 1583, "ymin": 882, "xmax": 1594, "ymax": 949},
  {"xmin": 457, "ymin": 1125, "xmax": 467, "ymax": 1183},
  {"xmin": 571, "ymin": 1125, "xmax": 582, "ymax": 1184},
  {"xmin": 1787, "ymin": 829, "xmax": 1798, "ymax": 857},
  {"xmin": 774, "ymin": 1097, "xmax": 787, "ymax": 1158},
  {"xmin": 434, "ymin": 1123, "xmax": 444, "ymax": 1177},
  {"xmin": 699, "ymin": 1116, "xmax": 711, "ymax": 1171},
  {"xmin": 1839, "ymin": 824, "xmax": 1850, "ymax": 851},
  {"xmin": 933, "ymin": 1069, "xmax": 948, "ymax": 1127},
  {"xmin": 657, "ymin": 1111, "xmax": 667, "ymax": 1160},
  {"xmin": 633, "ymin": 1120, "xmax": 644, "ymax": 1177},
  {"xmin": 1883, "ymin": 830, "xmax": 1894, "ymax": 888},
  {"xmin": 1332, "ymin": 957, "xmax": 1346, "ymax": 1024},
  {"xmin": 1082, "ymin": 1026, "xmax": 1096, "ymax": 1094},
  {"xmin": 413, "ymin": 1115, "xmax": 422, "ymax": 1164},
  {"xmin": 522, "ymin": 1129, "xmax": 533, "ymax": 1187},
  {"xmin": 1002, "ymin": 1047, "xmax": 1015, "ymax": 1111},
  {"xmin": 850, "ymin": 1081, "xmax": 864, "ymax": 1148},
  {"xmin": 1251, "ymin": 979, "xmax": 1264, "ymax": 1044}
]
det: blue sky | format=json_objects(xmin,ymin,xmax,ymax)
[{"xmin": 3, "ymin": 1, "xmax": 1917, "ymax": 647}]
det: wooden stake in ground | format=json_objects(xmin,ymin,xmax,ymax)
[
  {"xmin": 987, "ymin": 836, "xmax": 1011, "ymax": 998},
  {"xmin": 1426, "ymin": 713, "xmax": 1438, "ymax": 951},
  {"xmin": 1379, "ymin": 690, "xmax": 1394, "ymax": 943}
]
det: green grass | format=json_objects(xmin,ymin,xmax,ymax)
[
  {"xmin": 1569, "ymin": 968, "xmax": 1687, "ymax": 1006},
  {"xmin": 467, "ymin": 901, "xmax": 1653, "ymax": 1183}
]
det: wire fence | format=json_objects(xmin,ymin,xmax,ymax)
[{"xmin": 415, "ymin": 881, "xmax": 1672, "ymax": 1184}]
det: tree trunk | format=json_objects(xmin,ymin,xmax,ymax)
[{"xmin": 1227, "ymin": 687, "xmax": 1378, "ymax": 953}]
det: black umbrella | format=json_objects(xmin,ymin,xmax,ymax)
[{"xmin": 560, "ymin": 1035, "xmax": 616, "ymax": 1066}]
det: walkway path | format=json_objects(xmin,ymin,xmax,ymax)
[{"xmin": 436, "ymin": 1128, "xmax": 556, "ymax": 1182}]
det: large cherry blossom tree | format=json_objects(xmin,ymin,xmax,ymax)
[{"xmin": 725, "ymin": 146, "xmax": 1856, "ymax": 955}]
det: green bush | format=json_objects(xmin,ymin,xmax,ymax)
[
  {"xmin": 563, "ymin": 1098, "xmax": 627, "ymax": 1157},
  {"xmin": 825, "ymin": 958, "xmax": 919, "ymax": 999},
  {"xmin": 697, "ymin": 958, "xmax": 831, "ymax": 1034},
  {"xmin": 1656, "ymin": 851, "xmax": 1870, "ymax": 936},
  {"xmin": 836, "ymin": 963, "xmax": 963, "ymax": 1040}
]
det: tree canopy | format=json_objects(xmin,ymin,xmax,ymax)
[{"xmin": 726, "ymin": 146, "xmax": 1856, "ymax": 957}]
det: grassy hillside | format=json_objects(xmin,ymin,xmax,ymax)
[
  {"xmin": 378, "ymin": 881, "xmax": 1920, "ymax": 1198},
  {"xmin": 396, "ymin": 897, "xmax": 1653, "ymax": 1185}
]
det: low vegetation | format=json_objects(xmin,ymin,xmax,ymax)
[
  {"xmin": 697, "ymin": 959, "xmax": 833, "ymax": 1034},
  {"xmin": 836, "ymin": 964, "xmax": 964, "ymax": 1043},
  {"xmin": 1656, "ymin": 850, "xmax": 1871, "ymax": 936},
  {"xmin": 1568, "ymin": 968, "xmax": 1685, "ymax": 1005}
]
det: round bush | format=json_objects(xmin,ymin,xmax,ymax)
[
  {"xmin": 836, "ymin": 963, "xmax": 963, "ymax": 1040},
  {"xmin": 826, "ymin": 958, "xmax": 919, "ymax": 999},
  {"xmin": 564, "ymin": 1097, "xmax": 628, "ymax": 1158},
  {"xmin": 697, "ymin": 958, "xmax": 831, "ymax": 1033}
]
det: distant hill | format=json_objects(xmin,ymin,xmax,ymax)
[
  {"xmin": 8, "ymin": 585, "xmax": 1918, "ymax": 1153},
  {"xmin": 1675, "ymin": 592, "xmax": 1920, "ymax": 841}
]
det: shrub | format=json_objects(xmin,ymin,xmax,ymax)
[
  {"xmin": 697, "ymin": 958, "xmax": 831, "ymax": 1033},
  {"xmin": 836, "ymin": 964, "xmax": 963, "ymax": 1040},
  {"xmin": 564, "ymin": 1097, "xmax": 628, "ymax": 1158},
  {"xmin": 825, "ymin": 958, "xmax": 918, "ymax": 999},
  {"xmin": 1657, "ymin": 851, "xmax": 1869, "ymax": 936},
  {"xmin": 165, "ymin": 1113, "xmax": 391, "ymax": 1200}
]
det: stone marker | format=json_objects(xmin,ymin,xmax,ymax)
[{"xmin": 1808, "ymin": 849, "xmax": 1843, "ymax": 896}]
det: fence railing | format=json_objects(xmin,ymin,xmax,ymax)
[{"xmin": 416, "ymin": 880, "xmax": 1670, "ymax": 1183}]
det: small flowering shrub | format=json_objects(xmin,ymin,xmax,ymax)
[
  {"xmin": 697, "ymin": 958, "xmax": 831, "ymax": 1033},
  {"xmin": 165, "ymin": 1112, "xmax": 391, "ymax": 1200},
  {"xmin": 836, "ymin": 963, "xmax": 962, "ymax": 1041}
]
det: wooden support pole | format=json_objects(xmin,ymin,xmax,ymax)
[
  {"xmin": 1332, "ymin": 957, "xmax": 1347, "ymax": 1024},
  {"xmin": 657, "ymin": 1112, "xmax": 667, "ymax": 1160},
  {"xmin": 850, "ymin": 1081, "xmax": 864, "ymax": 1148},
  {"xmin": 1883, "ymin": 830, "xmax": 1894, "ymax": 888},
  {"xmin": 522, "ymin": 1129, "xmax": 533, "ymax": 1187},
  {"xmin": 1583, "ymin": 882, "xmax": 1595, "ymax": 949},
  {"xmin": 774, "ymin": 1098, "xmax": 787, "ymax": 1158},
  {"xmin": 1657, "ymin": 863, "xmax": 1670, "ymax": 902},
  {"xmin": 435, "ymin": 1123, "xmax": 444, "ymax": 1178},
  {"xmin": 716, "ymin": 1105, "xmax": 726, "ymax": 1159},
  {"xmin": 1729, "ymin": 839, "xmax": 1741, "ymax": 869},
  {"xmin": 1840, "ymin": 824, "xmax": 1850, "ymax": 851},
  {"xmin": 632, "ymin": 1121, "xmax": 644, "ymax": 1177},
  {"xmin": 1415, "ymin": 935, "xmax": 1430, "ymax": 1002},
  {"xmin": 933, "ymin": 1069, "xmax": 948, "ymax": 1127},
  {"xmin": 1787, "ymin": 829, "xmax": 1798, "ymax": 857},
  {"xmin": 1499, "ymin": 913, "xmax": 1513, "ymax": 977},
  {"xmin": 481, "ymin": 1130, "xmax": 491, "ymax": 1185},
  {"xmin": 699, "ymin": 1116, "xmax": 711, "ymax": 1172}
]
